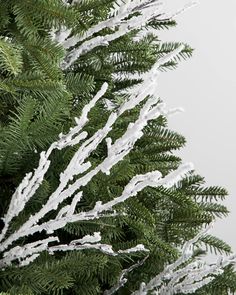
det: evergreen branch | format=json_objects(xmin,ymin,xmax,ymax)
[
  {"xmin": 0, "ymin": 39, "xmax": 23, "ymax": 76},
  {"xmin": 199, "ymin": 235, "xmax": 232, "ymax": 255}
]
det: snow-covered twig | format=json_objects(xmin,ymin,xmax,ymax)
[
  {"xmin": 0, "ymin": 232, "xmax": 148, "ymax": 267},
  {"xmin": 62, "ymin": 0, "xmax": 162, "ymax": 49},
  {"xmin": 48, "ymin": 239, "xmax": 148, "ymax": 257},
  {"xmin": 0, "ymin": 160, "xmax": 193, "ymax": 253},
  {"xmin": 104, "ymin": 255, "xmax": 149, "ymax": 295},
  {"xmin": 132, "ymin": 224, "xmax": 236, "ymax": 295},
  {"xmin": 103, "ymin": 224, "xmax": 236, "ymax": 295},
  {"xmin": 0, "ymin": 83, "xmax": 109, "ymax": 244},
  {"xmin": 0, "ymin": 46, "xmax": 184, "ymax": 255},
  {"xmin": 60, "ymin": 0, "xmax": 166, "ymax": 69},
  {"xmin": 0, "ymin": 128, "xmax": 192, "ymax": 263},
  {"xmin": 51, "ymin": 1, "xmax": 192, "ymax": 70},
  {"xmin": 0, "ymin": 28, "xmax": 191, "ymax": 273},
  {"xmin": 0, "ymin": 237, "xmax": 59, "ymax": 268}
]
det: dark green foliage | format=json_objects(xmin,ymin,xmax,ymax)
[
  {"xmin": 148, "ymin": 18, "xmax": 177, "ymax": 30},
  {"xmin": 199, "ymin": 235, "xmax": 232, "ymax": 255},
  {"xmin": 8, "ymin": 0, "xmax": 79, "ymax": 39},
  {"xmin": 0, "ymin": 0, "xmax": 235, "ymax": 294}
]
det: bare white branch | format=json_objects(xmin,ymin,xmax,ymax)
[
  {"xmin": 132, "ymin": 224, "xmax": 236, "ymax": 295},
  {"xmin": 104, "ymin": 256, "xmax": 149, "ymax": 295},
  {"xmin": 0, "ymin": 83, "xmax": 109, "ymax": 244},
  {"xmin": 0, "ymin": 237, "xmax": 59, "ymax": 268},
  {"xmin": 0, "ymin": 46, "xmax": 184, "ymax": 255},
  {"xmin": 62, "ymin": 0, "xmax": 162, "ymax": 49},
  {"xmin": 60, "ymin": 1, "xmax": 166, "ymax": 69},
  {"xmin": 48, "ymin": 239, "xmax": 149, "ymax": 257}
]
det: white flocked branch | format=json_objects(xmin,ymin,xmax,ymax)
[
  {"xmin": 56, "ymin": 0, "xmax": 193, "ymax": 70},
  {"xmin": 104, "ymin": 224, "xmax": 236, "ymax": 295},
  {"xmin": 0, "ymin": 46, "xmax": 192, "ymax": 269},
  {"xmin": 50, "ymin": 0, "xmax": 199, "ymax": 71},
  {"xmin": 54, "ymin": 0, "xmax": 197, "ymax": 70}
]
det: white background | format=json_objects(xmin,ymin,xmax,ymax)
[{"xmin": 158, "ymin": 1, "xmax": 236, "ymax": 251}]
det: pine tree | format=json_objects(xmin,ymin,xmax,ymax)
[{"xmin": 0, "ymin": 1, "xmax": 235, "ymax": 294}]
